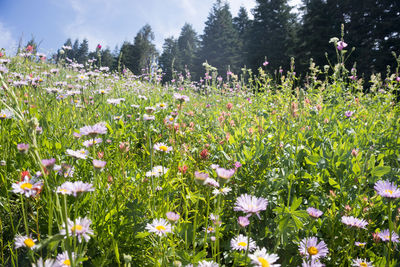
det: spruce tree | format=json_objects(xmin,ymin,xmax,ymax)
[
  {"xmin": 233, "ymin": 6, "xmax": 251, "ymax": 68},
  {"xmin": 198, "ymin": 0, "xmax": 240, "ymax": 76},
  {"xmin": 177, "ymin": 23, "xmax": 199, "ymax": 77},
  {"xmin": 248, "ymin": 0, "xmax": 296, "ymax": 72},
  {"xmin": 159, "ymin": 37, "xmax": 179, "ymax": 82}
]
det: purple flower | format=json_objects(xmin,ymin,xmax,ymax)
[
  {"xmin": 307, "ymin": 207, "xmax": 323, "ymax": 218},
  {"xmin": 299, "ymin": 237, "xmax": 329, "ymax": 260},
  {"xmin": 17, "ymin": 143, "xmax": 30, "ymax": 154},
  {"xmin": 374, "ymin": 180, "xmax": 400, "ymax": 198},
  {"xmin": 92, "ymin": 159, "xmax": 106, "ymax": 169},
  {"xmin": 234, "ymin": 194, "xmax": 268, "ymax": 218},
  {"xmin": 337, "ymin": 41, "xmax": 348, "ymax": 50},
  {"xmin": 263, "ymin": 61, "xmax": 269, "ymax": 66},
  {"xmin": 234, "ymin": 161, "xmax": 242, "ymax": 169},
  {"xmin": 79, "ymin": 122, "xmax": 107, "ymax": 136},
  {"xmin": 41, "ymin": 158, "xmax": 56, "ymax": 168},
  {"xmin": 194, "ymin": 171, "xmax": 209, "ymax": 182},
  {"xmin": 238, "ymin": 216, "xmax": 250, "ymax": 227},
  {"xmin": 166, "ymin": 212, "xmax": 180, "ymax": 222},
  {"xmin": 341, "ymin": 216, "xmax": 368, "ymax": 229},
  {"xmin": 344, "ymin": 111, "xmax": 354, "ymax": 118},
  {"xmin": 216, "ymin": 167, "xmax": 235, "ymax": 181},
  {"xmin": 378, "ymin": 229, "xmax": 399, "ymax": 243}
]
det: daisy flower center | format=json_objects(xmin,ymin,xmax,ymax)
[
  {"xmin": 359, "ymin": 263, "xmax": 367, "ymax": 267},
  {"xmin": 159, "ymin": 146, "xmax": 168, "ymax": 151},
  {"xmin": 63, "ymin": 259, "xmax": 71, "ymax": 266},
  {"xmin": 169, "ymin": 117, "xmax": 174, "ymax": 121},
  {"xmin": 0, "ymin": 114, "xmax": 6, "ymax": 118},
  {"xmin": 156, "ymin": 225, "xmax": 166, "ymax": 231},
  {"xmin": 238, "ymin": 241, "xmax": 247, "ymax": 247},
  {"xmin": 79, "ymin": 150, "xmax": 86, "ymax": 154},
  {"xmin": 208, "ymin": 227, "xmax": 214, "ymax": 232},
  {"xmin": 72, "ymin": 224, "xmax": 83, "ymax": 232},
  {"xmin": 307, "ymin": 246, "xmax": 319, "ymax": 255},
  {"xmin": 385, "ymin": 189, "xmax": 393, "ymax": 195},
  {"xmin": 384, "ymin": 235, "xmax": 390, "ymax": 240},
  {"xmin": 59, "ymin": 189, "xmax": 68, "ymax": 193},
  {"xmin": 20, "ymin": 182, "xmax": 33, "ymax": 190},
  {"xmin": 257, "ymin": 257, "xmax": 270, "ymax": 267},
  {"xmin": 160, "ymin": 104, "xmax": 165, "ymax": 107},
  {"xmin": 24, "ymin": 238, "xmax": 35, "ymax": 248}
]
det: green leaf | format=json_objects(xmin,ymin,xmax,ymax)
[
  {"xmin": 329, "ymin": 178, "xmax": 340, "ymax": 189},
  {"xmin": 371, "ymin": 166, "xmax": 391, "ymax": 177}
]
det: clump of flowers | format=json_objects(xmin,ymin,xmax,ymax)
[{"xmin": 79, "ymin": 122, "xmax": 107, "ymax": 136}]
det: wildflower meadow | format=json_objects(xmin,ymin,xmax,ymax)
[{"xmin": 1, "ymin": 37, "xmax": 400, "ymax": 267}]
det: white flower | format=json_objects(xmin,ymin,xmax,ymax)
[
  {"xmin": 56, "ymin": 252, "xmax": 76, "ymax": 267},
  {"xmin": 212, "ymin": 187, "xmax": 232, "ymax": 196},
  {"xmin": 248, "ymin": 247, "xmax": 280, "ymax": 267},
  {"xmin": 153, "ymin": 142, "xmax": 173, "ymax": 153},
  {"xmin": 32, "ymin": 257, "xmax": 57, "ymax": 267},
  {"xmin": 14, "ymin": 234, "xmax": 36, "ymax": 249},
  {"xmin": 66, "ymin": 149, "xmax": 89, "ymax": 159},
  {"xmin": 60, "ymin": 217, "xmax": 93, "ymax": 242},
  {"xmin": 146, "ymin": 218, "xmax": 172, "ymax": 236},
  {"xmin": 231, "ymin": 234, "xmax": 256, "ymax": 252},
  {"xmin": 12, "ymin": 177, "xmax": 43, "ymax": 197}
]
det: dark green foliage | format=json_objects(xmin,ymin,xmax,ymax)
[
  {"xmin": 197, "ymin": 0, "xmax": 241, "ymax": 76},
  {"xmin": 159, "ymin": 37, "xmax": 179, "ymax": 82},
  {"xmin": 248, "ymin": 0, "xmax": 297, "ymax": 72},
  {"xmin": 233, "ymin": 6, "xmax": 251, "ymax": 68},
  {"xmin": 177, "ymin": 23, "xmax": 199, "ymax": 77},
  {"xmin": 120, "ymin": 24, "xmax": 158, "ymax": 75}
]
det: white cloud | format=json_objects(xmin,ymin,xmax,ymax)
[{"xmin": 0, "ymin": 21, "xmax": 17, "ymax": 54}]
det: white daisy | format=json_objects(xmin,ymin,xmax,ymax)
[
  {"xmin": 14, "ymin": 234, "xmax": 36, "ymax": 249},
  {"xmin": 230, "ymin": 234, "xmax": 256, "ymax": 252},
  {"xmin": 153, "ymin": 143, "xmax": 173, "ymax": 153},
  {"xmin": 12, "ymin": 176, "xmax": 43, "ymax": 197},
  {"xmin": 145, "ymin": 218, "xmax": 172, "ymax": 236},
  {"xmin": 66, "ymin": 149, "xmax": 89, "ymax": 160},
  {"xmin": 249, "ymin": 247, "xmax": 280, "ymax": 267},
  {"xmin": 60, "ymin": 217, "xmax": 93, "ymax": 242}
]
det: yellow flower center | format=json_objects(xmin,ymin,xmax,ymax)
[
  {"xmin": 385, "ymin": 189, "xmax": 393, "ymax": 195},
  {"xmin": 63, "ymin": 259, "xmax": 71, "ymax": 266},
  {"xmin": 160, "ymin": 104, "xmax": 165, "ymax": 107},
  {"xmin": 59, "ymin": 189, "xmax": 68, "ymax": 193},
  {"xmin": 100, "ymin": 90, "xmax": 105, "ymax": 94},
  {"xmin": 0, "ymin": 114, "xmax": 6, "ymax": 118},
  {"xmin": 384, "ymin": 235, "xmax": 390, "ymax": 240},
  {"xmin": 308, "ymin": 246, "xmax": 318, "ymax": 255},
  {"xmin": 156, "ymin": 225, "xmax": 166, "ymax": 231},
  {"xmin": 208, "ymin": 227, "xmax": 214, "ymax": 232},
  {"xmin": 169, "ymin": 117, "xmax": 174, "ymax": 121},
  {"xmin": 359, "ymin": 263, "xmax": 367, "ymax": 267},
  {"xmin": 20, "ymin": 182, "xmax": 33, "ymax": 190},
  {"xmin": 24, "ymin": 238, "xmax": 35, "ymax": 248},
  {"xmin": 238, "ymin": 242, "xmax": 247, "ymax": 247},
  {"xmin": 71, "ymin": 224, "xmax": 83, "ymax": 232},
  {"xmin": 258, "ymin": 257, "xmax": 270, "ymax": 267},
  {"xmin": 357, "ymin": 243, "xmax": 365, "ymax": 247},
  {"xmin": 79, "ymin": 150, "xmax": 86, "ymax": 154},
  {"xmin": 159, "ymin": 145, "xmax": 168, "ymax": 151}
]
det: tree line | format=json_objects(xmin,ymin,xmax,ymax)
[{"xmin": 54, "ymin": 0, "xmax": 400, "ymax": 82}]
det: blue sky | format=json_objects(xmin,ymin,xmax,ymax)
[{"xmin": 0, "ymin": 0, "xmax": 301, "ymax": 56}]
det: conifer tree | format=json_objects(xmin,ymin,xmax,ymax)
[{"xmin": 197, "ymin": 0, "xmax": 240, "ymax": 76}]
